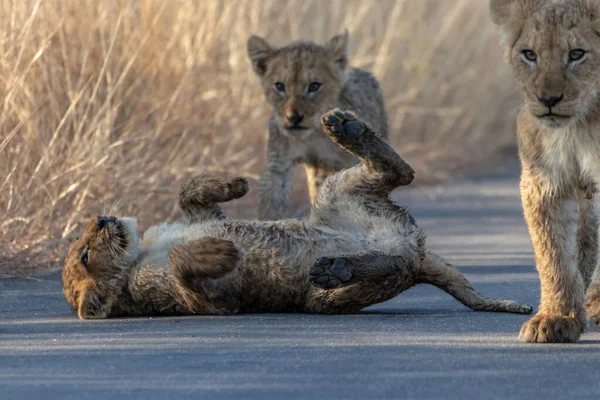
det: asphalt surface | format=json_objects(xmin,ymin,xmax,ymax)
[{"xmin": 2, "ymin": 165, "xmax": 600, "ymax": 399}]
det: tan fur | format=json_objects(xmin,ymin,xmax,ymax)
[
  {"xmin": 247, "ymin": 30, "xmax": 388, "ymax": 220},
  {"xmin": 61, "ymin": 110, "xmax": 532, "ymax": 320},
  {"xmin": 490, "ymin": 0, "xmax": 600, "ymax": 342}
]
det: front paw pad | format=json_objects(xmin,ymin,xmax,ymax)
[
  {"xmin": 310, "ymin": 257, "xmax": 353, "ymax": 289},
  {"xmin": 321, "ymin": 109, "xmax": 365, "ymax": 141}
]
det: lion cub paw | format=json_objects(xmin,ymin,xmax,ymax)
[
  {"xmin": 180, "ymin": 174, "xmax": 249, "ymax": 203},
  {"xmin": 585, "ymin": 283, "xmax": 600, "ymax": 328},
  {"xmin": 170, "ymin": 237, "xmax": 240, "ymax": 280},
  {"xmin": 220, "ymin": 176, "xmax": 249, "ymax": 200},
  {"xmin": 310, "ymin": 257, "xmax": 353, "ymax": 289},
  {"xmin": 519, "ymin": 313, "xmax": 584, "ymax": 343},
  {"xmin": 321, "ymin": 109, "xmax": 365, "ymax": 143}
]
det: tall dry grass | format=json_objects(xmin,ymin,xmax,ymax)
[{"xmin": 0, "ymin": 0, "xmax": 519, "ymax": 275}]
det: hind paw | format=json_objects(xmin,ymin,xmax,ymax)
[
  {"xmin": 224, "ymin": 177, "xmax": 250, "ymax": 200},
  {"xmin": 321, "ymin": 109, "xmax": 365, "ymax": 142},
  {"xmin": 310, "ymin": 257, "xmax": 353, "ymax": 289},
  {"xmin": 180, "ymin": 174, "xmax": 249, "ymax": 204},
  {"xmin": 182, "ymin": 174, "xmax": 249, "ymax": 201}
]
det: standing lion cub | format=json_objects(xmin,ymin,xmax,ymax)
[
  {"xmin": 247, "ymin": 30, "xmax": 388, "ymax": 220},
  {"xmin": 61, "ymin": 110, "xmax": 531, "ymax": 319},
  {"xmin": 490, "ymin": 0, "xmax": 600, "ymax": 343}
]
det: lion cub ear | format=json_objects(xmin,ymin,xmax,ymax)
[
  {"xmin": 489, "ymin": 0, "xmax": 527, "ymax": 64},
  {"xmin": 489, "ymin": 0, "xmax": 517, "ymax": 25},
  {"xmin": 326, "ymin": 28, "xmax": 349, "ymax": 70},
  {"xmin": 77, "ymin": 283, "xmax": 107, "ymax": 320},
  {"xmin": 247, "ymin": 35, "xmax": 277, "ymax": 77}
]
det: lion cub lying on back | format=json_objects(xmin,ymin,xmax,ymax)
[
  {"xmin": 247, "ymin": 30, "xmax": 388, "ymax": 220},
  {"xmin": 62, "ymin": 110, "xmax": 531, "ymax": 319}
]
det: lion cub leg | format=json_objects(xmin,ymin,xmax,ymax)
[
  {"xmin": 305, "ymin": 251, "xmax": 419, "ymax": 314},
  {"xmin": 305, "ymin": 165, "xmax": 332, "ymax": 205},
  {"xmin": 576, "ymin": 190, "xmax": 598, "ymax": 288},
  {"xmin": 305, "ymin": 252, "xmax": 532, "ymax": 315},
  {"xmin": 586, "ymin": 272, "xmax": 600, "ymax": 327},
  {"xmin": 169, "ymin": 237, "xmax": 241, "ymax": 314},
  {"xmin": 317, "ymin": 109, "xmax": 414, "ymax": 199},
  {"xmin": 258, "ymin": 126, "xmax": 294, "ymax": 221},
  {"xmin": 519, "ymin": 169, "xmax": 586, "ymax": 343},
  {"xmin": 179, "ymin": 174, "xmax": 249, "ymax": 224},
  {"xmin": 417, "ymin": 253, "xmax": 533, "ymax": 314},
  {"xmin": 581, "ymin": 190, "xmax": 600, "ymax": 328}
]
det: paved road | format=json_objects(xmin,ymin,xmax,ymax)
[{"xmin": 2, "ymin": 166, "xmax": 600, "ymax": 399}]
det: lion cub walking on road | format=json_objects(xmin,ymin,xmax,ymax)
[
  {"xmin": 61, "ymin": 110, "xmax": 532, "ymax": 319},
  {"xmin": 247, "ymin": 30, "xmax": 388, "ymax": 220},
  {"xmin": 491, "ymin": 0, "xmax": 600, "ymax": 343}
]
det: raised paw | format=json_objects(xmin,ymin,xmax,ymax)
[
  {"xmin": 585, "ymin": 283, "xmax": 600, "ymax": 327},
  {"xmin": 310, "ymin": 257, "xmax": 353, "ymax": 289},
  {"xmin": 519, "ymin": 313, "xmax": 584, "ymax": 343},
  {"xmin": 181, "ymin": 174, "xmax": 249, "ymax": 202},
  {"xmin": 224, "ymin": 176, "xmax": 249, "ymax": 200},
  {"xmin": 321, "ymin": 109, "xmax": 365, "ymax": 141}
]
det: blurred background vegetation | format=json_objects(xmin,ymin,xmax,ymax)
[{"xmin": 0, "ymin": 0, "xmax": 519, "ymax": 275}]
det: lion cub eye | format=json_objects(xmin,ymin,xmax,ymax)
[
  {"xmin": 274, "ymin": 82, "xmax": 286, "ymax": 93},
  {"xmin": 569, "ymin": 49, "xmax": 586, "ymax": 62},
  {"xmin": 522, "ymin": 50, "xmax": 537, "ymax": 62},
  {"xmin": 308, "ymin": 82, "xmax": 322, "ymax": 93},
  {"xmin": 81, "ymin": 252, "xmax": 89, "ymax": 266}
]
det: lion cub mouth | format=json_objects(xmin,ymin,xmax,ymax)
[
  {"xmin": 282, "ymin": 125, "xmax": 313, "ymax": 138},
  {"xmin": 284, "ymin": 125, "xmax": 311, "ymax": 132},
  {"xmin": 285, "ymin": 125, "xmax": 309, "ymax": 130},
  {"xmin": 536, "ymin": 112, "xmax": 572, "ymax": 128},
  {"xmin": 541, "ymin": 112, "xmax": 569, "ymax": 119},
  {"xmin": 99, "ymin": 217, "xmax": 128, "ymax": 249}
]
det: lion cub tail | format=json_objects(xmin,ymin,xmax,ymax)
[{"xmin": 417, "ymin": 252, "xmax": 533, "ymax": 315}]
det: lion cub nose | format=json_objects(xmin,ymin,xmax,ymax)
[
  {"xmin": 97, "ymin": 216, "xmax": 109, "ymax": 229},
  {"xmin": 285, "ymin": 110, "xmax": 304, "ymax": 125},
  {"xmin": 537, "ymin": 94, "xmax": 564, "ymax": 108}
]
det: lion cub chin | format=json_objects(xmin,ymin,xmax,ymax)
[
  {"xmin": 247, "ymin": 29, "xmax": 388, "ymax": 220},
  {"xmin": 491, "ymin": 0, "xmax": 600, "ymax": 343}
]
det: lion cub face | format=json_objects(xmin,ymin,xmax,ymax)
[
  {"xmin": 491, "ymin": 0, "xmax": 600, "ymax": 129},
  {"xmin": 61, "ymin": 216, "xmax": 139, "ymax": 319},
  {"xmin": 247, "ymin": 30, "xmax": 349, "ymax": 138}
]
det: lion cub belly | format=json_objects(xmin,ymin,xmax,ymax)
[
  {"xmin": 137, "ymin": 217, "xmax": 416, "ymax": 271},
  {"xmin": 139, "ymin": 222, "xmax": 212, "ymax": 266}
]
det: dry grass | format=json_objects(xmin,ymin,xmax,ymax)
[{"xmin": 0, "ymin": 0, "xmax": 519, "ymax": 275}]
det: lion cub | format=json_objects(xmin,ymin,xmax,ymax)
[
  {"xmin": 61, "ymin": 110, "xmax": 531, "ymax": 319},
  {"xmin": 247, "ymin": 30, "xmax": 388, "ymax": 220},
  {"xmin": 491, "ymin": 0, "xmax": 600, "ymax": 343}
]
